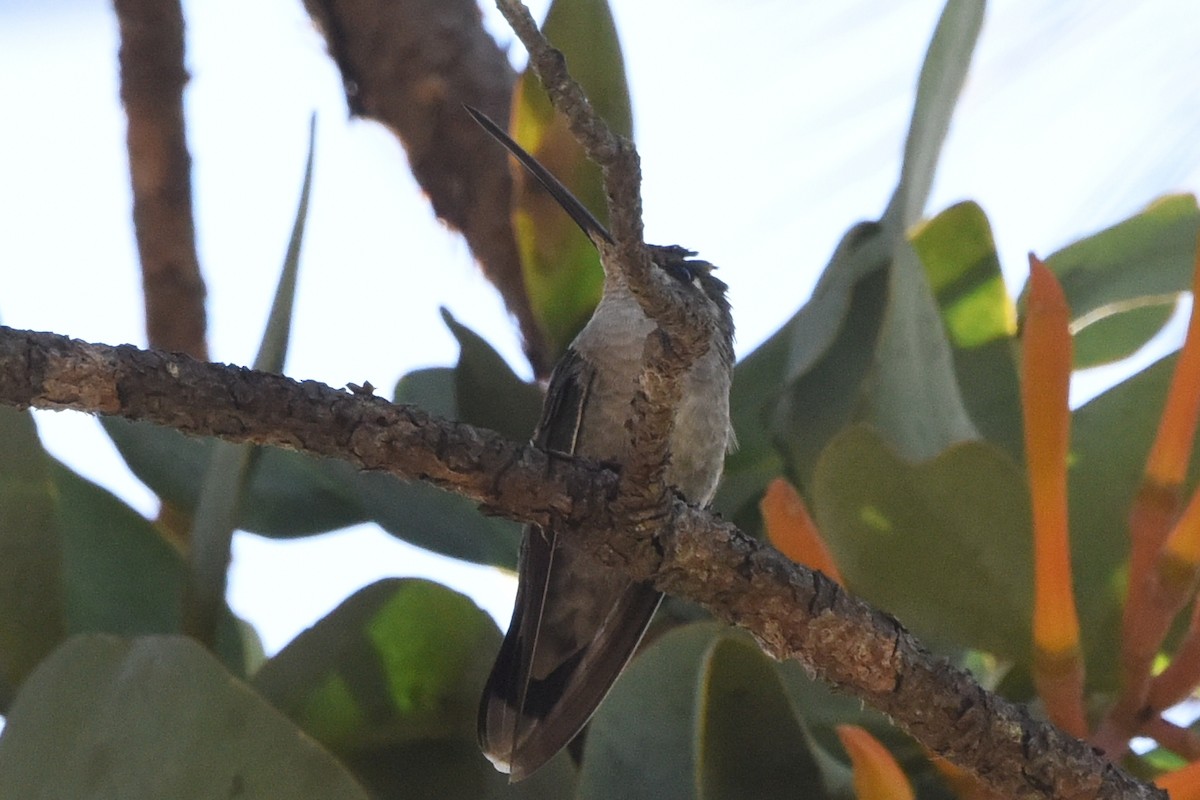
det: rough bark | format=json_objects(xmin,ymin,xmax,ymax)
[
  {"xmin": 113, "ymin": 0, "xmax": 208, "ymax": 360},
  {"xmin": 0, "ymin": 325, "xmax": 1164, "ymax": 800}
]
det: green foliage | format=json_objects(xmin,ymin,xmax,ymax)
[
  {"xmin": 2, "ymin": 0, "xmax": 1199, "ymax": 796},
  {"xmin": 252, "ymin": 579, "xmax": 575, "ymax": 798},
  {"xmin": 581, "ymin": 623, "xmax": 830, "ymax": 800},
  {"xmin": 0, "ymin": 406, "xmax": 63, "ymax": 708},
  {"xmin": 0, "ymin": 635, "xmax": 370, "ymax": 799},
  {"xmin": 1043, "ymin": 194, "xmax": 1200, "ymax": 367}
]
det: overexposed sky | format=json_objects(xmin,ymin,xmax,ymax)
[{"xmin": 2, "ymin": 0, "xmax": 1198, "ymax": 654}]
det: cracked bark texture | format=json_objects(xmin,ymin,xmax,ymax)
[{"xmin": 0, "ymin": 325, "xmax": 1165, "ymax": 800}]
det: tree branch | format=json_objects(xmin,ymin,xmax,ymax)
[
  {"xmin": 0, "ymin": 325, "xmax": 1162, "ymax": 800},
  {"xmin": 113, "ymin": 0, "xmax": 208, "ymax": 360},
  {"xmin": 300, "ymin": 0, "xmax": 554, "ymax": 374}
]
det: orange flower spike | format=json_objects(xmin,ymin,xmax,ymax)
[
  {"xmin": 1156, "ymin": 757, "xmax": 1200, "ymax": 800},
  {"xmin": 1126, "ymin": 233, "xmax": 1200, "ymax": 597},
  {"xmin": 836, "ymin": 725, "xmax": 914, "ymax": 800},
  {"xmin": 1163, "ymin": 485, "xmax": 1200, "ymax": 571},
  {"xmin": 1145, "ymin": 232, "xmax": 1200, "ymax": 489},
  {"xmin": 760, "ymin": 477, "xmax": 844, "ymax": 585},
  {"xmin": 1022, "ymin": 254, "xmax": 1087, "ymax": 737}
]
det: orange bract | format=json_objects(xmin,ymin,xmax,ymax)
[
  {"xmin": 836, "ymin": 725, "xmax": 914, "ymax": 800},
  {"xmin": 1145, "ymin": 233, "xmax": 1200, "ymax": 488},
  {"xmin": 1022, "ymin": 254, "xmax": 1087, "ymax": 738},
  {"xmin": 760, "ymin": 477, "xmax": 844, "ymax": 585}
]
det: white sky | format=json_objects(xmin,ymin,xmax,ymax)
[{"xmin": 1, "ymin": 0, "xmax": 1199, "ymax": 655}]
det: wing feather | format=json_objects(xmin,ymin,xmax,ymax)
[{"xmin": 478, "ymin": 349, "xmax": 663, "ymax": 780}]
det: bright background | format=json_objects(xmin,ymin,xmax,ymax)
[{"xmin": 1, "ymin": 0, "xmax": 1199, "ymax": 655}]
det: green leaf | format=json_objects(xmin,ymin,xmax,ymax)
[
  {"xmin": 699, "ymin": 637, "xmax": 828, "ymax": 800},
  {"xmin": 580, "ymin": 622, "xmax": 830, "ymax": 799},
  {"xmin": 580, "ymin": 622, "xmax": 721, "ymax": 799},
  {"xmin": 0, "ymin": 407, "xmax": 64, "ymax": 707},
  {"xmin": 866, "ymin": 0, "xmax": 984, "ymax": 459},
  {"xmin": 103, "ymin": 418, "xmax": 521, "ymax": 567},
  {"xmin": 1042, "ymin": 194, "xmax": 1200, "ymax": 364},
  {"xmin": 103, "ymin": 418, "xmax": 366, "ymax": 536},
  {"xmin": 185, "ymin": 114, "xmax": 317, "ymax": 641},
  {"xmin": 255, "ymin": 579, "xmax": 498, "ymax": 746},
  {"xmin": 0, "ymin": 634, "xmax": 369, "ymax": 799},
  {"xmin": 255, "ymin": 579, "xmax": 575, "ymax": 798},
  {"xmin": 768, "ymin": 223, "xmax": 893, "ymax": 485},
  {"xmin": 811, "ymin": 426, "xmax": 1032, "ymax": 662},
  {"xmin": 511, "ymin": 0, "xmax": 633, "ymax": 357},
  {"xmin": 759, "ymin": 0, "xmax": 986, "ymax": 484},
  {"xmin": 253, "ymin": 112, "xmax": 316, "ymax": 377},
  {"xmin": 1072, "ymin": 298, "xmax": 1179, "ymax": 370},
  {"xmin": 442, "ymin": 309, "xmax": 543, "ymax": 441},
  {"xmin": 355, "ymin": 472, "xmax": 520, "ymax": 569},
  {"xmin": 911, "ymin": 201, "xmax": 1023, "ymax": 461},
  {"xmin": 394, "ymin": 367, "xmax": 457, "ymax": 419},
  {"xmin": 883, "ymin": 0, "xmax": 985, "ymax": 231},
  {"xmin": 865, "ymin": 240, "xmax": 979, "ymax": 460},
  {"xmin": 376, "ymin": 338, "xmax": 525, "ymax": 569},
  {"xmin": 52, "ymin": 460, "xmax": 245, "ymax": 673}
]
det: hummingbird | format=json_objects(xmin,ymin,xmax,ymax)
[{"xmin": 466, "ymin": 105, "xmax": 735, "ymax": 781}]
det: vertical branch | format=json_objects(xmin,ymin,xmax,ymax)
[
  {"xmin": 114, "ymin": 0, "xmax": 208, "ymax": 361},
  {"xmin": 301, "ymin": 0, "xmax": 553, "ymax": 373}
]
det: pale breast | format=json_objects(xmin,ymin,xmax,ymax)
[{"xmin": 572, "ymin": 288, "xmax": 731, "ymax": 506}]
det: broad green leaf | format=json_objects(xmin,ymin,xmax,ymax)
[
  {"xmin": 580, "ymin": 622, "xmax": 722, "ymax": 799},
  {"xmin": 1042, "ymin": 194, "xmax": 1200, "ymax": 363},
  {"xmin": 911, "ymin": 201, "xmax": 1023, "ymax": 461},
  {"xmin": 718, "ymin": 225, "xmax": 886, "ymax": 526},
  {"xmin": 0, "ymin": 407, "xmax": 64, "ymax": 708},
  {"xmin": 811, "ymin": 426, "xmax": 1032, "ymax": 662},
  {"xmin": 185, "ymin": 119, "xmax": 316, "ymax": 642},
  {"xmin": 0, "ymin": 634, "xmax": 368, "ymax": 799},
  {"xmin": 699, "ymin": 636, "xmax": 828, "ymax": 800},
  {"xmin": 103, "ymin": 418, "xmax": 366, "ymax": 536},
  {"xmin": 581, "ymin": 622, "xmax": 831, "ymax": 799},
  {"xmin": 865, "ymin": 240, "xmax": 979, "ymax": 460},
  {"xmin": 883, "ymin": 0, "xmax": 985, "ymax": 230},
  {"xmin": 104, "ymin": 419, "xmax": 520, "ymax": 567},
  {"xmin": 768, "ymin": 224, "xmax": 892, "ymax": 486},
  {"xmin": 379, "ymin": 350, "xmax": 524, "ymax": 569},
  {"xmin": 394, "ymin": 366, "xmax": 457, "ymax": 419},
  {"xmin": 52, "ymin": 460, "xmax": 245, "ymax": 672},
  {"xmin": 511, "ymin": 0, "xmax": 633, "ymax": 357},
  {"xmin": 255, "ymin": 579, "xmax": 573, "ymax": 798},
  {"xmin": 442, "ymin": 309, "xmax": 543, "ymax": 441},
  {"xmin": 355, "ymin": 472, "xmax": 520, "ymax": 569},
  {"xmin": 255, "ymin": 579, "xmax": 497, "ymax": 746},
  {"xmin": 1072, "ymin": 298, "xmax": 1178, "ymax": 370},
  {"xmin": 759, "ymin": 0, "xmax": 985, "ymax": 486},
  {"xmin": 866, "ymin": 0, "xmax": 983, "ymax": 460}
]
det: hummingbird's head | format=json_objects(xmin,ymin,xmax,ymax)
[
  {"xmin": 648, "ymin": 244, "xmax": 733, "ymax": 357},
  {"xmin": 465, "ymin": 105, "xmax": 734, "ymax": 357}
]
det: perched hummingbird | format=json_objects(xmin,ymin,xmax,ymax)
[{"xmin": 466, "ymin": 106, "xmax": 735, "ymax": 781}]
